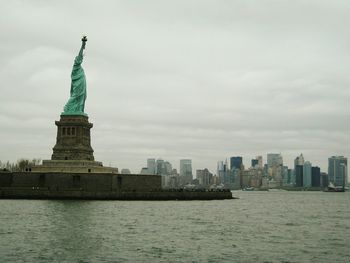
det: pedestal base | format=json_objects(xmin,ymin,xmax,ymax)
[
  {"xmin": 52, "ymin": 115, "xmax": 94, "ymax": 161},
  {"xmin": 31, "ymin": 160, "xmax": 118, "ymax": 174}
]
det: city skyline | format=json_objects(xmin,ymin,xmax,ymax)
[
  {"xmin": 135, "ymin": 153, "xmax": 345, "ymax": 178},
  {"xmin": 134, "ymin": 154, "xmax": 347, "ymax": 190},
  {"xmin": 1, "ymin": 1, "xmax": 350, "ymax": 175}
]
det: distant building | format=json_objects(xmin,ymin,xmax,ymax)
[
  {"xmin": 180, "ymin": 159, "xmax": 192, "ymax": 177},
  {"xmin": 240, "ymin": 168, "xmax": 263, "ymax": 188},
  {"xmin": 232, "ymin": 169, "xmax": 241, "ymax": 189},
  {"xmin": 217, "ymin": 161, "xmax": 224, "ymax": 177},
  {"xmin": 147, "ymin": 158, "xmax": 156, "ymax": 174},
  {"xmin": 294, "ymin": 154, "xmax": 305, "ymax": 187},
  {"xmin": 321, "ymin": 172, "xmax": 328, "ymax": 188},
  {"xmin": 212, "ymin": 174, "xmax": 220, "ymax": 185},
  {"xmin": 166, "ymin": 169, "xmax": 180, "ymax": 188},
  {"xmin": 224, "ymin": 159, "xmax": 231, "ymax": 184},
  {"xmin": 261, "ymin": 177, "xmax": 269, "ymax": 188},
  {"xmin": 217, "ymin": 161, "xmax": 241, "ymax": 188},
  {"xmin": 241, "ymin": 169, "xmax": 252, "ymax": 188},
  {"xmin": 196, "ymin": 168, "xmax": 213, "ymax": 187},
  {"xmin": 140, "ymin": 167, "xmax": 149, "ymax": 174},
  {"xmin": 156, "ymin": 159, "xmax": 165, "ymax": 175},
  {"xmin": 303, "ymin": 161, "xmax": 312, "ymax": 187},
  {"xmin": 251, "ymin": 159, "xmax": 259, "ymax": 168},
  {"xmin": 155, "ymin": 159, "xmax": 174, "ymax": 187},
  {"xmin": 263, "ymin": 164, "xmax": 269, "ymax": 177},
  {"xmin": 256, "ymin": 156, "xmax": 263, "ymax": 168},
  {"xmin": 288, "ymin": 168, "xmax": 294, "ymax": 185},
  {"xmin": 230, "ymin": 156, "xmax": 243, "ymax": 170},
  {"xmin": 311, "ymin": 166, "xmax": 321, "ymax": 187},
  {"xmin": 250, "ymin": 168, "xmax": 264, "ymax": 188},
  {"xmin": 266, "ymin": 154, "xmax": 283, "ymax": 185},
  {"xmin": 268, "ymin": 165, "xmax": 283, "ymax": 186},
  {"xmin": 121, "ymin": 169, "xmax": 131, "ymax": 174},
  {"xmin": 164, "ymin": 161, "xmax": 172, "ymax": 175},
  {"xmin": 328, "ymin": 156, "xmax": 348, "ymax": 188},
  {"xmin": 295, "ymin": 165, "xmax": 303, "ymax": 187},
  {"xmin": 282, "ymin": 166, "xmax": 289, "ymax": 186},
  {"xmin": 294, "ymin": 154, "xmax": 305, "ymax": 167},
  {"xmin": 218, "ymin": 160, "xmax": 225, "ymax": 183},
  {"xmin": 267, "ymin": 153, "xmax": 283, "ymax": 167},
  {"xmin": 180, "ymin": 159, "xmax": 192, "ymax": 185}
]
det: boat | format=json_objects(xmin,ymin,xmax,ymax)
[
  {"xmin": 324, "ymin": 182, "xmax": 345, "ymax": 192},
  {"xmin": 242, "ymin": 187, "xmax": 255, "ymax": 191}
]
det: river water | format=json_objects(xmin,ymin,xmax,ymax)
[{"xmin": 0, "ymin": 191, "xmax": 349, "ymax": 262}]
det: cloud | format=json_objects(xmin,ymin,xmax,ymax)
[{"xmin": 0, "ymin": 0, "xmax": 349, "ymax": 174}]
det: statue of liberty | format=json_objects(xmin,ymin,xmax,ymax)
[{"xmin": 62, "ymin": 36, "xmax": 88, "ymax": 116}]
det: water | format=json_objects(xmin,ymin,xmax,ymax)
[{"xmin": 0, "ymin": 192, "xmax": 349, "ymax": 262}]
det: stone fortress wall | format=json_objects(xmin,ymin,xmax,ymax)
[
  {"xmin": 0, "ymin": 171, "xmax": 232, "ymax": 200},
  {"xmin": 0, "ymin": 172, "xmax": 159, "ymax": 192}
]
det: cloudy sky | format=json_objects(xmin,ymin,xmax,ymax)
[{"xmin": 0, "ymin": 0, "xmax": 349, "ymax": 174}]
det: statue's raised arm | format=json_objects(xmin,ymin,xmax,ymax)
[
  {"xmin": 79, "ymin": 36, "xmax": 87, "ymax": 56},
  {"xmin": 75, "ymin": 36, "xmax": 87, "ymax": 65},
  {"xmin": 62, "ymin": 36, "xmax": 88, "ymax": 116}
]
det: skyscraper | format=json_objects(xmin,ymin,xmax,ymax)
[
  {"xmin": 196, "ymin": 168, "xmax": 213, "ymax": 187},
  {"xmin": 156, "ymin": 159, "xmax": 165, "ymax": 175},
  {"xmin": 180, "ymin": 159, "xmax": 193, "ymax": 184},
  {"xmin": 256, "ymin": 156, "xmax": 263, "ymax": 168},
  {"xmin": 328, "ymin": 156, "xmax": 348, "ymax": 188},
  {"xmin": 147, "ymin": 158, "xmax": 156, "ymax": 174},
  {"xmin": 321, "ymin": 172, "xmax": 328, "ymax": 188},
  {"xmin": 266, "ymin": 153, "xmax": 283, "ymax": 185},
  {"xmin": 230, "ymin": 156, "xmax": 243, "ymax": 170},
  {"xmin": 295, "ymin": 165, "xmax": 303, "ymax": 187},
  {"xmin": 311, "ymin": 166, "xmax": 321, "ymax": 187},
  {"xmin": 303, "ymin": 161, "xmax": 312, "ymax": 187},
  {"xmin": 294, "ymin": 154, "xmax": 305, "ymax": 187},
  {"xmin": 294, "ymin": 154, "xmax": 305, "ymax": 167},
  {"xmin": 164, "ymin": 161, "xmax": 172, "ymax": 175},
  {"xmin": 251, "ymin": 159, "xmax": 259, "ymax": 168},
  {"xmin": 217, "ymin": 159, "xmax": 234, "ymax": 185},
  {"xmin": 267, "ymin": 153, "xmax": 283, "ymax": 167},
  {"xmin": 282, "ymin": 166, "xmax": 289, "ymax": 186},
  {"xmin": 217, "ymin": 161, "xmax": 224, "ymax": 175},
  {"xmin": 288, "ymin": 168, "xmax": 294, "ymax": 185}
]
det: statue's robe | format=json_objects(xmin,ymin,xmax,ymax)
[{"xmin": 63, "ymin": 53, "xmax": 87, "ymax": 115}]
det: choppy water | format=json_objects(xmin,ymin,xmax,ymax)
[{"xmin": 0, "ymin": 192, "xmax": 349, "ymax": 262}]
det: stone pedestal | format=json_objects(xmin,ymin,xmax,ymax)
[
  {"xmin": 32, "ymin": 160, "xmax": 118, "ymax": 174},
  {"xmin": 52, "ymin": 115, "xmax": 95, "ymax": 161},
  {"xmin": 30, "ymin": 114, "xmax": 118, "ymax": 174}
]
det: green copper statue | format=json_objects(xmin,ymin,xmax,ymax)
[{"xmin": 62, "ymin": 36, "xmax": 88, "ymax": 116}]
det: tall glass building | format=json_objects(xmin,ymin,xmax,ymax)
[
  {"xmin": 328, "ymin": 156, "xmax": 348, "ymax": 187},
  {"xmin": 156, "ymin": 159, "xmax": 165, "ymax": 175},
  {"xmin": 147, "ymin": 158, "xmax": 156, "ymax": 174},
  {"xmin": 230, "ymin": 156, "xmax": 243, "ymax": 170},
  {"xmin": 180, "ymin": 159, "xmax": 193, "ymax": 184},
  {"xmin": 311, "ymin": 166, "xmax": 321, "ymax": 187},
  {"xmin": 303, "ymin": 161, "xmax": 312, "ymax": 187},
  {"xmin": 251, "ymin": 159, "xmax": 259, "ymax": 168},
  {"xmin": 295, "ymin": 165, "xmax": 303, "ymax": 187}
]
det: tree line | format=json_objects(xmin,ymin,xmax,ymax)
[{"xmin": 0, "ymin": 159, "xmax": 41, "ymax": 172}]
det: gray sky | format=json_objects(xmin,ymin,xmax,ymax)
[{"xmin": 0, "ymin": 0, "xmax": 349, "ymax": 174}]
